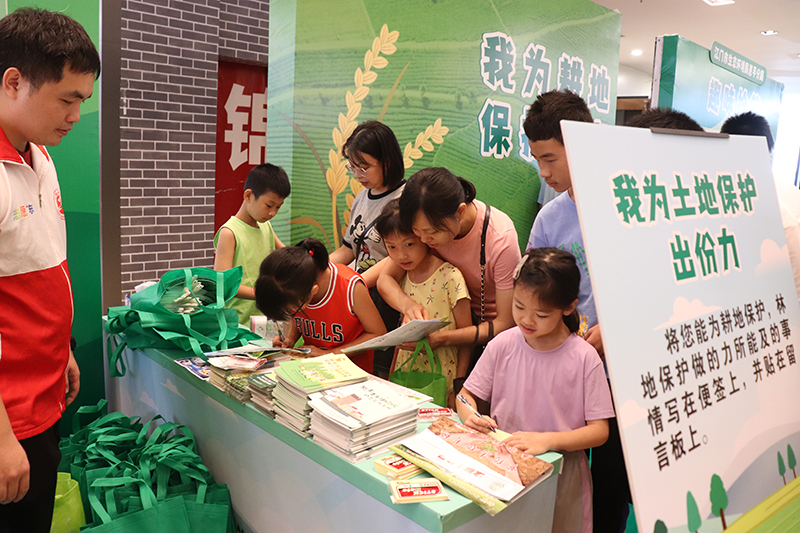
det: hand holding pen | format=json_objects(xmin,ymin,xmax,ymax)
[{"xmin": 456, "ymin": 394, "xmax": 497, "ymax": 433}]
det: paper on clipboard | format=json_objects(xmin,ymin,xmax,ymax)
[{"xmin": 341, "ymin": 319, "xmax": 450, "ymax": 354}]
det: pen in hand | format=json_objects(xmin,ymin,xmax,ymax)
[
  {"xmin": 274, "ymin": 320, "xmax": 285, "ymax": 343},
  {"xmin": 456, "ymin": 394, "xmax": 496, "ymax": 433}
]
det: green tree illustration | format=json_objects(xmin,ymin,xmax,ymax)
[
  {"xmin": 654, "ymin": 519, "xmax": 668, "ymax": 533},
  {"xmin": 779, "ymin": 451, "xmax": 787, "ymax": 485},
  {"xmin": 788, "ymin": 444, "xmax": 797, "ymax": 479},
  {"xmin": 710, "ymin": 474, "xmax": 729, "ymax": 529},
  {"xmin": 687, "ymin": 491, "xmax": 702, "ymax": 533}
]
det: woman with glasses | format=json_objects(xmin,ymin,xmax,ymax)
[
  {"xmin": 254, "ymin": 238, "xmax": 386, "ymax": 373},
  {"xmin": 329, "ymin": 121, "xmax": 406, "ymax": 283},
  {"xmin": 329, "ymin": 121, "xmax": 406, "ymax": 377}
]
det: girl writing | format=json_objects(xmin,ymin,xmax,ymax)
[
  {"xmin": 373, "ymin": 200, "xmax": 472, "ymax": 408},
  {"xmin": 456, "ymin": 248, "xmax": 614, "ymax": 533},
  {"xmin": 254, "ymin": 238, "xmax": 387, "ymax": 373}
]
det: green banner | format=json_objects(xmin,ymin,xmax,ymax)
[
  {"xmin": 710, "ymin": 41, "xmax": 766, "ymax": 86},
  {"xmin": 656, "ymin": 35, "xmax": 782, "ymax": 138},
  {"xmin": 265, "ymin": 0, "xmax": 621, "ymax": 250}
]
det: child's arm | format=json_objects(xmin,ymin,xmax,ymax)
[
  {"xmin": 329, "ymin": 245, "xmax": 355, "ymax": 266},
  {"xmin": 274, "ymin": 234, "xmax": 286, "ymax": 249},
  {"xmin": 502, "ymin": 419, "xmax": 609, "ymax": 456},
  {"xmin": 213, "ymin": 228, "xmax": 255, "ymax": 300},
  {"xmin": 451, "ymin": 297, "xmax": 472, "ymax": 378},
  {"xmin": 377, "ymin": 259, "xmax": 429, "ymax": 322},
  {"xmin": 456, "ymin": 388, "xmax": 497, "ymax": 434},
  {"xmin": 331, "ymin": 281, "xmax": 388, "ymax": 354}
]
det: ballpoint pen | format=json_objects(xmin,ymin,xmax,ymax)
[{"xmin": 456, "ymin": 394, "xmax": 496, "ymax": 433}]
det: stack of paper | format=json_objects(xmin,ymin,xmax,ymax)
[
  {"xmin": 247, "ymin": 372, "xmax": 277, "ymax": 418},
  {"xmin": 308, "ymin": 379, "xmax": 419, "ymax": 462},
  {"xmin": 272, "ymin": 353, "xmax": 370, "ymax": 438},
  {"xmin": 374, "ymin": 454, "xmax": 422, "ymax": 480},
  {"xmin": 207, "ymin": 356, "xmax": 269, "ymax": 391},
  {"xmin": 225, "ymin": 374, "xmax": 253, "ymax": 403}
]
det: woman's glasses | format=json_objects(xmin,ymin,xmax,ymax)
[{"xmin": 345, "ymin": 161, "xmax": 376, "ymax": 178}]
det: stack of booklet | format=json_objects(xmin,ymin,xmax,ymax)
[
  {"xmin": 207, "ymin": 356, "xmax": 270, "ymax": 392},
  {"xmin": 272, "ymin": 353, "xmax": 370, "ymax": 437},
  {"xmin": 225, "ymin": 374, "xmax": 253, "ymax": 403},
  {"xmin": 247, "ymin": 372, "xmax": 278, "ymax": 418},
  {"xmin": 308, "ymin": 379, "xmax": 419, "ymax": 462}
]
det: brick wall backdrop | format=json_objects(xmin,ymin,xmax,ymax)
[{"xmin": 119, "ymin": 0, "xmax": 269, "ymax": 301}]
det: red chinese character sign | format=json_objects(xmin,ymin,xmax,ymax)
[
  {"xmin": 265, "ymin": 0, "xmax": 620, "ymax": 250},
  {"xmin": 215, "ymin": 60, "xmax": 268, "ymax": 231},
  {"xmin": 563, "ymin": 121, "xmax": 800, "ymax": 531}
]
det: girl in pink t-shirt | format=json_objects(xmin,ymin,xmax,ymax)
[{"xmin": 457, "ymin": 247, "xmax": 614, "ymax": 533}]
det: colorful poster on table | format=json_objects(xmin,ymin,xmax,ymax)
[
  {"xmin": 215, "ymin": 60, "xmax": 269, "ymax": 231},
  {"xmin": 652, "ymin": 35, "xmax": 783, "ymax": 140},
  {"xmin": 266, "ymin": 0, "xmax": 620, "ymax": 250},
  {"xmin": 563, "ymin": 120, "xmax": 800, "ymax": 532}
]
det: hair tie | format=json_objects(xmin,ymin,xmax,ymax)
[{"xmin": 308, "ymin": 249, "xmax": 314, "ymax": 256}]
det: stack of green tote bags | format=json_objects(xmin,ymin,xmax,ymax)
[{"xmin": 58, "ymin": 399, "xmax": 235, "ymax": 533}]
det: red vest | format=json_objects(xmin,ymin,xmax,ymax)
[
  {"xmin": 293, "ymin": 263, "xmax": 373, "ymax": 373},
  {"xmin": 0, "ymin": 126, "xmax": 73, "ymax": 440}
]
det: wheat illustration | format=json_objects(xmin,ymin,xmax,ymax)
[
  {"xmin": 403, "ymin": 119, "xmax": 449, "ymax": 169},
  {"xmin": 285, "ymin": 25, "xmax": 450, "ymax": 245},
  {"xmin": 326, "ymin": 24, "xmax": 399, "ymax": 247}
]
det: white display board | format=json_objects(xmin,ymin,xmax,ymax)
[{"xmin": 563, "ymin": 121, "xmax": 800, "ymax": 532}]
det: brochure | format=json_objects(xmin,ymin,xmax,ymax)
[
  {"xmin": 341, "ymin": 319, "xmax": 450, "ymax": 354},
  {"xmin": 391, "ymin": 417, "xmax": 553, "ymax": 516}
]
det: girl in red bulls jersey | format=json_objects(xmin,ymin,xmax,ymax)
[{"xmin": 255, "ymin": 238, "xmax": 387, "ymax": 373}]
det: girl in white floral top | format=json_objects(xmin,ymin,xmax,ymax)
[{"xmin": 374, "ymin": 200, "xmax": 472, "ymax": 408}]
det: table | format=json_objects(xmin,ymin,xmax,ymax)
[{"xmin": 103, "ymin": 343, "xmax": 561, "ymax": 533}]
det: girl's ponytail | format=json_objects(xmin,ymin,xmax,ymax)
[
  {"xmin": 457, "ymin": 175, "xmax": 476, "ymax": 204},
  {"xmin": 297, "ymin": 238, "xmax": 329, "ymax": 272}
]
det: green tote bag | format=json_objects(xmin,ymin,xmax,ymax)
[
  {"xmin": 105, "ymin": 267, "xmax": 261, "ymax": 376},
  {"xmin": 84, "ymin": 477, "xmax": 193, "ymax": 533},
  {"xmin": 390, "ymin": 338, "xmax": 447, "ymax": 407}
]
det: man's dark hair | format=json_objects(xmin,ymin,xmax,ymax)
[
  {"xmin": 627, "ymin": 108, "xmax": 703, "ymax": 132},
  {"xmin": 0, "ymin": 8, "xmax": 101, "ymax": 89},
  {"xmin": 721, "ymin": 111, "xmax": 774, "ymax": 153},
  {"xmin": 244, "ymin": 163, "xmax": 291, "ymax": 199},
  {"xmin": 523, "ymin": 90, "xmax": 593, "ymax": 145}
]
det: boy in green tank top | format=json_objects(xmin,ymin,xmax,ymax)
[{"xmin": 214, "ymin": 163, "xmax": 290, "ymax": 324}]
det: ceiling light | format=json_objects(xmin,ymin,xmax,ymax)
[
  {"xmin": 761, "ymin": 30, "xmax": 779, "ymax": 36},
  {"xmin": 631, "ymin": 49, "xmax": 643, "ymax": 56},
  {"xmin": 703, "ymin": 0, "xmax": 734, "ymax": 5}
]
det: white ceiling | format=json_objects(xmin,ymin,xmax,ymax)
[{"xmin": 592, "ymin": 0, "xmax": 800, "ymax": 94}]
